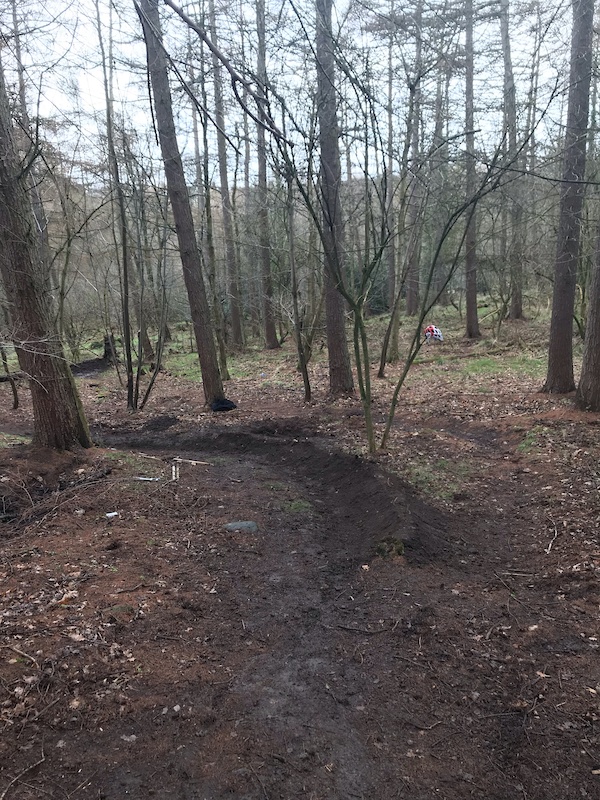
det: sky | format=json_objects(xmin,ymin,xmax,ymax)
[{"xmin": 3, "ymin": 0, "xmax": 577, "ymax": 189}]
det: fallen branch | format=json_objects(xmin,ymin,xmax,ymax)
[
  {"xmin": 0, "ymin": 645, "xmax": 40, "ymax": 669},
  {"xmin": 0, "ymin": 751, "xmax": 45, "ymax": 800},
  {"xmin": 545, "ymin": 518, "xmax": 560, "ymax": 554}
]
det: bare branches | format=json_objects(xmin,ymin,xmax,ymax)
[{"xmin": 157, "ymin": 0, "xmax": 290, "ymax": 144}]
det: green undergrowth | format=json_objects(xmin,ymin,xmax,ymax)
[
  {"xmin": 284, "ymin": 498, "xmax": 313, "ymax": 514},
  {"xmin": 516, "ymin": 425, "xmax": 548, "ymax": 455},
  {"xmin": 404, "ymin": 456, "xmax": 472, "ymax": 503},
  {"xmin": 0, "ymin": 433, "xmax": 31, "ymax": 448}
]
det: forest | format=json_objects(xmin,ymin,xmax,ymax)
[
  {"xmin": 0, "ymin": 0, "xmax": 599, "ymax": 449},
  {"xmin": 1, "ymin": 0, "xmax": 600, "ymax": 798}
]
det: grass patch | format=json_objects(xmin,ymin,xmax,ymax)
[
  {"xmin": 516, "ymin": 425, "xmax": 547, "ymax": 454},
  {"xmin": 460, "ymin": 357, "xmax": 499, "ymax": 377},
  {"xmin": 504, "ymin": 355, "xmax": 546, "ymax": 379},
  {"xmin": 0, "ymin": 432, "xmax": 31, "ymax": 447},
  {"xmin": 405, "ymin": 457, "xmax": 472, "ymax": 502},
  {"xmin": 163, "ymin": 351, "xmax": 202, "ymax": 381},
  {"xmin": 284, "ymin": 498, "xmax": 313, "ymax": 514}
]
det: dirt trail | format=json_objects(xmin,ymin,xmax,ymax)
[
  {"xmin": 1, "ymin": 406, "xmax": 599, "ymax": 799},
  {"xmin": 88, "ymin": 428, "xmax": 440, "ymax": 798}
]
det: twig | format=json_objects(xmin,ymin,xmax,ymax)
[
  {"xmin": 493, "ymin": 573, "xmax": 528, "ymax": 609},
  {"xmin": 67, "ymin": 770, "xmax": 98, "ymax": 797},
  {"xmin": 23, "ymin": 698, "xmax": 61, "ymax": 728},
  {"xmin": 0, "ymin": 645, "xmax": 40, "ymax": 669},
  {"xmin": 336, "ymin": 624, "xmax": 390, "ymax": 635},
  {"xmin": 249, "ymin": 765, "xmax": 268, "ymax": 799},
  {"xmin": 116, "ymin": 583, "xmax": 144, "ymax": 594},
  {"xmin": 545, "ymin": 518, "xmax": 560, "ymax": 554},
  {"xmin": 398, "ymin": 715, "xmax": 443, "ymax": 731},
  {"xmin": 0, "ymin": 751, "xmax": 46, "ymax": 800}
]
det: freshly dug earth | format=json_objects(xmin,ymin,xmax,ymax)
[{"xmin": 1, "ymin": 354, "xmax": 600, "ymax": 799}]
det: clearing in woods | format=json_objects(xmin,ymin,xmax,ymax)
[{"xmin": 0, "ymin": 325, "xmax": 599, "ymax": 799}]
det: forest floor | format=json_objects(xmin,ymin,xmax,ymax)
[{"xmin": 1, "ymin": 318, "xmax": 600, "ymax": 799}]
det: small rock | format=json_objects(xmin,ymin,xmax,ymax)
[{"xmin": 224, "ymin": 521, "xmax": 258, "ymax": 533}]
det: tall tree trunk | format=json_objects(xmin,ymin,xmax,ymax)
[
  {"xmin": 256, "ymin": 0, "xmax": 280, "ymax": 350},
  {"xmin": 500, "ymin": 0, "xmax": 525, "ymax": 320},
  {"xmin": 95, "ymin": 0, "xmax": 136, "ymax": 407},
  {"xmin": 208, "ymin": 0, "xmax": 244, "ymax": 348},
  {"xmin": 465, "ymin": 0, "xmax": 481, "ymax": 338},
  {"xmin": 405, "ymin": 0, "xmax": 423, "ymax": 317},
  {"xmin": 431, "ymin": 63, "xmax": 451, "ymax": 303},
  {"xmin": 137, "ymin": 0, "xmax": 227, "ymax": 407},
  {"xmin": 0, "ymin": 62, "xmax": 92, "ymax": 450},
  {"xmin": 576, "ymin": 221, "xmax": 600, "ymax": 409},
  {"xmin": 543, "ymin": 0, "xmax": 594, "ymax": 393},
  {"xmin": 315, "ymin": 0, "xmax": 354, "ymax": 395},
  {"xmin": 385, "ymin": 0, "xmax": 396, "ymax": 313},
  {"xmin": 286, "ymin": 173, "xmax": 311, "ymax": 401},
  {"xmin": 384, "ymin": 61, "xmax": 419, "ymax": 366},
  {"xmin": 190, "ymin": 42, "xmax": 230, "ymax": 379},
  {"xmin": 10, "ymin": 0, "xmax": 51, "ymax": 288}
]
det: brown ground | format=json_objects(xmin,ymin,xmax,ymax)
[{"xmin": 1, "ymin": 336, "xmax": 600, "ymax": 799}]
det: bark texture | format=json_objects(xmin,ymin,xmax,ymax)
[
  {"xmin": 256, "ymin": 0, "xmax": 280, "ymax": 350},
  {"xmin": 501, "ymin": 0, "xmax": 525, "ymax": 320},
  {"xmin": 464, "ymin": 0, "xmax": 481, "ymax": 339},
  {"xmin": 138, "ymin": 0, "xmax": 226, "ymax": 406},
  {"xmin": 576, "ymin": 225, "xmax": 600, "ymax": 410},
  {"xmin": 315, "ymin": 0, "xmax": 354, "ymax": 395},
  {"xmin": 0, "ymin": 64, "xmax": 92, "ymax": 449},
  {"xmin": 543, "ymin": 0, "xmax": 594, "ymax": 393},
  {"xmin": 208, "ymin": 0, "xmax": 244, "ymax": 348}
]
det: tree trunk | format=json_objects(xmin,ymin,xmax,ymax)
[
  {"xmin": 576, "ymin": 222, "xmax": 600, "ymax": 410},
  {"xmin": 543, "ymin": 0, "xmax": 594, "ymax": 393},
  {"xmin": 465, "ymin": 0, "xmax": 481, "ymax": 338},
  {"xmin": 137, "ymin": 0, "xmax": 227, "ymax": 407},
  {"xmin": 95, "ymin": 0, "xmax": 136, "ymax": 407},
  {"xmin": 431, "ymin": 63, "xmax": 451, "ymax": 303},
  {"xmin": 385, "ymin": 0, "xmax": 396, "ymax": 313},
  {"xmin": 501, "ymin": 0, "xmax": 525, "ymax": 321},
  {"xmin": 191, "ymin": 43, "xmax": 230, "ymax": 379},
  {"xmin": 405, "ymin": 0, "xmax": 423, "ymax": 318},
  {"xmin": 256, "ymin": 0, "xmax": 280, "ymax": 350},
  {"xmin": 11, "ymin": 0, "xmax": 51, "ymax": 290},
  {"xmin": 315, "ymin": 0, "xmax": 354, "ymax": 395},
  {"xmin": 208, "ymin": 0, "xmax": 244, "ymax": 348},
  {"xmin": 0, "ymin": 63, "xmax": 92, "ymax": 450}
]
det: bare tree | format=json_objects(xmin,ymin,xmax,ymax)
[
  {"xmin": 0, "ymin": 61, "xmax": 92, "ymax": 449},
  {"xmin": 500, "ymin": 0, "xmax": 525, "ymax": 320},
  {"xmin": 207, "ymin": 0, "xmax": 244, "ymax": 349},
  {"xmin": 136, "ymin": 0, "xmax": 230, "ymax": 408},
  {"xmin": 576, "ymin": 222, "xmax": 600, "ymax": 410},
  {"xmin": 543, "ymin": 0, "xmax": 594, "ymax": 393},
  {"xmin": 189, "ymin": 44, "xmax": 230, "ymax": 379},
  {"xmin": 315, "ymin": 0, "xmax": 354, "ymax": 396},
  {"xmin": 256, "ymin": 0, "xmax": 280, "ymax": 350},
  {"xmin": 95, "ymin": 0, "xmax": 136, "ymax": 408},
  {"xmin": 464, "ymin": 0, "xmax": 481, "ymax": 338},
  {"xmin": 405, "ymin": 0, "xmax": 423, "ymax": 317}
]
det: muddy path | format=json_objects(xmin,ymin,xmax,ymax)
[
  {"xmin": 86, "ymin": 425, "xmax": 454, "ymax": 798},
  {"xmin": 1, "ymin": 412, "xmax": 599, "ymax": 799}
]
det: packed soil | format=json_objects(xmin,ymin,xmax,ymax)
[{"xmin": 1, "ymin": 335, "xmax": 600, "ymax": 799}]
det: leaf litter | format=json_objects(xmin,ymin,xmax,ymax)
[{"xmin": 0, "ymin": 334, "xmax": 599, "ymax": 798}]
